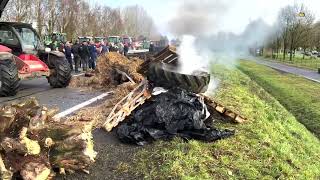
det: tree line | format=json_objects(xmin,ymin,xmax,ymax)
[
  {"xmin": 1, "ymin": 0, "xmax": 159, "ymax": 41},
  {"xmin": 265, "ymin": 4, "xmax": 320, "ymax": 60}
]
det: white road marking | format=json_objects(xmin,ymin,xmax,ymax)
[
  {"xmin": 53, "ymin": 92, "xmax": 112, "ymax": 119},
  {"xmin": 73, "ymin": 73, "xmax": 85, "ymax": 77}
]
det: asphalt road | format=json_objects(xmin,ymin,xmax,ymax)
[
  {"xmin": 0, "ymin": 75, "xmax": 106, "ymax": 112},
  {"xmin": 0, "ymin": 76, "xmax": 141, "ymax": 179},
  {"xmin": 252, "ymin": 58, "xmax": 320, "ymax": 83}
]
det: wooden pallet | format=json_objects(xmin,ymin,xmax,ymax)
[
  {"xmin": 138, "ymin": 45, "xmax": 178, "ymax": 75},
  {"xmin": 103, "ymin": 80, "xmax": 151, "ymax": 131},
  {"xmin": 202, "ymin": 95, "xmax": 247, "ymax": 123}
]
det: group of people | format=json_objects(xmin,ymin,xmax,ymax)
[{"xmin": 58, "ymin": 40, "xmax": 129, "ymax": 73}]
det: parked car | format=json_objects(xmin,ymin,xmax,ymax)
[
  {"xmin": 312, "ymin": 51, "xmax": 318, "ymax": 55},
  {"xmin": 303, "ymin": 51, "xmax": 312, "ymax": 56}
]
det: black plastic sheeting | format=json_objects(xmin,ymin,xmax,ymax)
[{"xmin": 116, "ymin": 88, "xmax": 234, "ymax": 145}]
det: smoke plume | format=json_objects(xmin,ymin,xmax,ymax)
[
  {"xmin": 167, "ymin": 0, "xmax": 274, "ymax": 92},
  {"xmin": 168, "ymin": 0, "xmax": 273, "ymax": 74},
  {"xmin": 168, "ymin": 0, "xmax": 227, "ymax": 36}
]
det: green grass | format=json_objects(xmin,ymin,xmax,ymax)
[
  {"xmin": 264, "ymin": 53, "xmax": 320, "ymax": 71},
  {"xmin": 238, "ymin": 60, "xmax": 320, "ymax": 138},
  {"xmin": 131, "ymin": 64, "xmax": 320, "ymax": 179}
]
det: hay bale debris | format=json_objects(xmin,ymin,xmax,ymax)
[{"xmin": 70, "ymin": 52, "xmax": 144, "ymax": 89}]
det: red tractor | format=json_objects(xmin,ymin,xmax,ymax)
[
  {"xmin": 0, "ymin": 22, "xmax": 72, "ymax": 97},
  {"xmin": 0, "ymin": 1, "xmax": 71, "ymax": 96}
]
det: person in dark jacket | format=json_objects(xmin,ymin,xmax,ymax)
[
  {"xmin": 109, "ymin": 42, "xmax": 118, "ymax": 52},
  {"xmin": 89, "ymin": 41, "xmax": 97, "ymax": 70},
  {"xmin": 64, "ymin": 42, "xmax": 73, "ymax": 70},
  {"xmin": 71, "ymin": 40, "xmax": 81, "ymax": 73},
  {"xmin": 100, "ymin": 41, "xmax": 109, "ymax": 55},
  {"xmin": 124, "ymin": 42, "xmax": 129, "ymax": 57},
  {"xmin": 149, "ymin": 42, "xmax": 155, "ymax": 53},
  {"xmin": 79, "ymin": 41, "xmax": 90, "ymax": 71}
]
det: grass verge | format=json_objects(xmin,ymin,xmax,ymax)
[
  {"xmin": 130, "ymin": 64, "xmax": 320, "ymax": 179},
  {"xmin": 238, "ymin": 60, "xmax": 320, "ymax": 138}
]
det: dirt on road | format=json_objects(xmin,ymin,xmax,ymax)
[{"xmin": 57, "ymin": 129, "xmax": 142, "ymax": 180}]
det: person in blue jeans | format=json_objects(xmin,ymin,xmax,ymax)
[{"xmin": 89, "ymin": 41, "xmax": 97, "ymax": 70}]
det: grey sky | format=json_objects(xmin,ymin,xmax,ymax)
[{"xmin": 90, "ymin": 0, "xmax": 320, "ymax": 35}]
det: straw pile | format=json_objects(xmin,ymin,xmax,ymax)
[{"xmin": 70, "ymin": 52, "xmax": 144, "ymax": 89}]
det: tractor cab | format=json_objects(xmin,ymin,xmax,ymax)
[
  {"xmin": 108, "ymin": 36, "xmax": 121, "ymax": 44},
  {"xmin": 122, "ymin": 36, "xmax": 132, "ymax": 46},
  {"xmin": 0, "ymin": 22, "xmax": 43, "ymax": 56},
  {"xmin": 78, "ymin": 36, "xmax": 93, "ymax": 44},
  {"xmin": 44, "ymin": 32, "xmax": 67, "ymax": 47},
  {"xmin": 94, "ymin": 36, "xmax": 105, "ymax": 47},
  {"xmin": 94, "ymin": 37, "xmax": 105, "ymax": 43}
]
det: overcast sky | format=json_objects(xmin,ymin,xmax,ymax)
[{"xmin": 90, "ymin": 0, "xmax": 320, "ymax": 35}]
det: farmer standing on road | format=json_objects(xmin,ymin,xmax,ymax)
[
  {"xmin": 64, "ymin": 41, "xmax": 73, "ymax": 71},
  {"xmin": 71, "ymin": 40, "xmax": 81, "ymax": 73},
  {"xmin": 79, "ymin": 41, "xmax": 90, "ymax": 71},
  {"xmin": 100, "ymin": 41, "xmax": 109, "ymax": 55},
  {"xmin": 124, "ymin": 42, "xmax": 129, "ymax": 57},
  {"xmin": 118, "ymin": 42, "xmax": 124, "ymax": 55},
  {"xmin": 89, "ymin": 41, "xmax": 97, "ymax": 70}
]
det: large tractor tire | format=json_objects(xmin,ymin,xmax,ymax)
[
  {"xmin": 0, "ymin": 59, "xmax": 20, "ymax": 96},
  {"xmin": 48, "ymin": 56, "xmax": 72, "ymax": 88},
  {"xmin": 148, "ymin": 63, "xmax": 210, "ymax": 93}
]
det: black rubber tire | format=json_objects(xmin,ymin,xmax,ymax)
[
  {"xmin": 148, "ymin": 63, "xmax": 210, "ymax": 93},
  {"xmin": 0, "ymin": 59, "xmax": 20, "ymax": 96},
  {"xmin": 48, "ymin": 56, "xmax": 72, "ymax": 88}
]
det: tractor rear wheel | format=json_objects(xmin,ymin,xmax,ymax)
[
  {"xmin": 0, "ymin": 59, "xmax": 20, "ymax": 96},
  {"xmin": 48, "ymin": 56, "xmax": 71, "ymax": 88},
  {"xmin": 148, "ymin": 63, "xmax": 210, "ymax": 94}
]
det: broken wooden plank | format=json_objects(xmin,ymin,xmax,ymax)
[{"xmin": 202, "ymin": 94, "xmax": 247, "ymax": 123}]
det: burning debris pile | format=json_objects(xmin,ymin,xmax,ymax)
[
  {"xmin": 0, "ymin": 98, "xmax": 96, "ymax": 180},
  {"xmin": 117, "ymin": 88, "xmax": 235, "ymax": 145},
  {"xmin": 70, "ymin": 47, "xmax": 241, "ymax": 146},
  {"xmin": 0, "ymin": 47, "xmax": 246, "ymax": 178},
  {"xmin": 70, "ymin": 52, "xmax": 144, "ymax": 89},
  {"xmin": 98, "ymin": 47, "xmax": 240, "ymax": 145}
]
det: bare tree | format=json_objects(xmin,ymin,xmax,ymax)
[
  {"xmin": 1, "ymin": 0, "xmax": 34, "ymax": 23},
  {"xmin": 313, "ymin": 22, "xmax": 320, "ymax": 51},
  {"xmin": 35, "ymin": 0, "xmax": 46, "ymax": 36},
  {"xmin": 298, "ymin": 22, "xmax": 315, "ymax": 59},
  {"xmin": 108, "ymin": 8, "xmax": 124, "ymax": 35},
  {"xmin": 277, "ymin": 5, "xmax": 293, "ymax": 60},
  {"xmin": 46, "ymin": 0, "xmax": 60, "ymax": 34},
  {"xmin": 277, "ymin": 4, "xmax": 314, "ymax": 61},
  {"xmin": 0, "ymin": 0, "xmax": 159, "ymax": 42},
  {"xmin": 122, "ymin": 5, "xmax": 156, "ymax": 37}
]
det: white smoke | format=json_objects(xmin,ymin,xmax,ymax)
[
  {"xmin": 177, "ymin": 35, "xmax": 209, "ymax": 74},
  {"xmin": 168, "ymin": 0, "xmax": 227, "ymax": 36},
  {"xmin": 168, "ymin": 0, "xmax": 274, "ymax": 92},
  {"xmin": 168, "ymin": 0, "xmax": 230, "ymax": 78}
]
